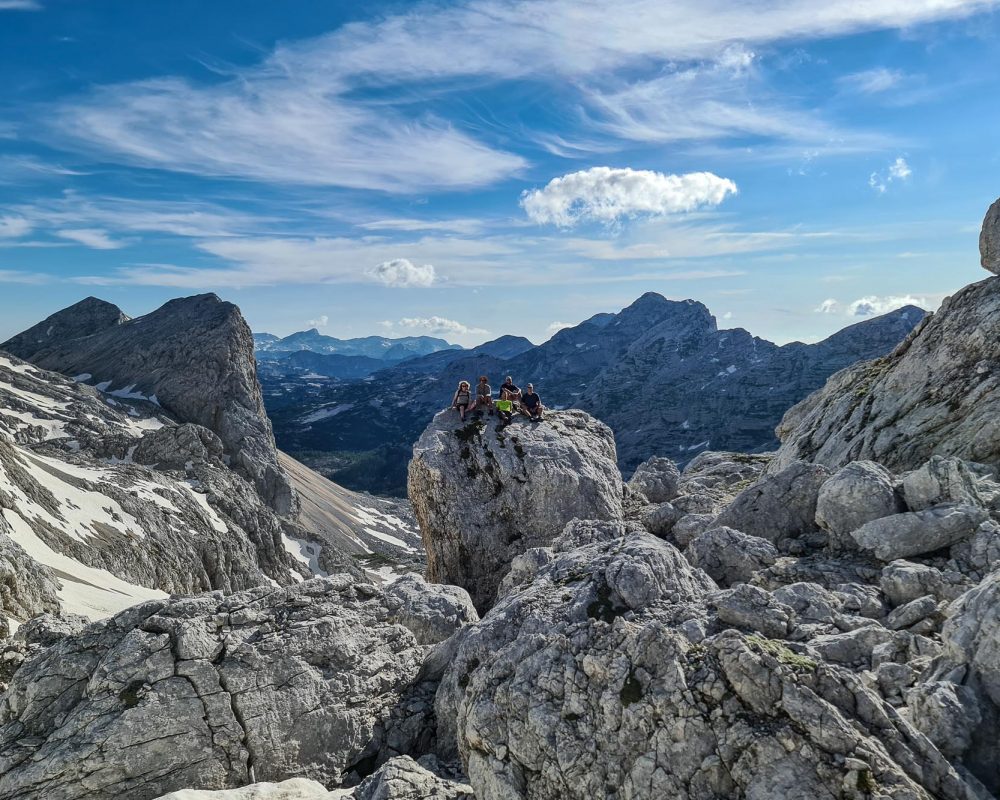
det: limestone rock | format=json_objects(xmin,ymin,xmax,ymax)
[
  {"xmin": 354, "ymin": 756, "xmax": 473, "ymax": 800},
  {"xmin": 2, "ymin": 293, "xmax": 294, "ymax": 514},
  {"xmin": 685, "ymin": 526, "xmax": 777, "ymax": 587},
  {"xmin": 815, "ymin": 461, "xmax": 904, "ymax": 548},
  {"xmin": 408, "ymin": 409, "xmax": 623, "ymax": 611},
  {"xmin": 154, "ymin": 779, "xmax": 341, "ymax": 799},
  {"xmin": 710, "ymin": 460, "xmax": 830, "ymax": 543},
  {"xmin": 981, "ymin": 196, "xmax": 1000, "ymax": 275},
  {"xmin": 907, "ymin": 682, "xmax": 983, "ymax": 760},
  {"xmin": 902, "ymin": 455, "xmax": 995, "ymax": 511},
  {"xmin": 627, "ymin": 456, "xmax": 680, "ymax": 502},
  {"xmin": 639, "ymin": 501, "xmax": 681, "ymax": 537},
  {"xmin": 0, "ymin": 575, "xmax": 477, "ymax": 799},
  {"xmin": 435, "ymin": 520, "xmax": 979, "ymax": 800},
  {"xmin": 711, "ymin": 583, "xmax": 792, "ymax": 638},
  {"xmin": 383, "ymin": 575, "xmax": 479, "ymax": 646},
  {"xmin": 851, "ymin": 503, "xmax": 988, "ymax": 561},
  {"xmin": 133, "ymin": 423, "xmax": 226, "ymax": 471},
  {"xmin": 773, "ymin": 269, "xmax": 1000, "ymax": 476},
  {"xmin": 881, "ymin": 561, "xmax": 955, "ymax": 606}
]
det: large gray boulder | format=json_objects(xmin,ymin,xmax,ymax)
[
  {"xmin": 981, "ymin": 196, "xmax": 1000, "ymax": 275},
  {"xmin": 850, "ymin": 504, "xmax": 989, "ymax": 561},
  {"xmin": 709, "ymin": 460, "xmax": 830, "ymax": 543},
  {"xmin": 408, "ymin": 409, "xmax": 623, "ymax": 611},
  {"xmin": 815, "ymin": 461, "xmax": 903, "ymax": 548},
  {"xmin": 0, "ymin": 575, "xmax": 477, "ymax": 800},
  {"xmin": 627, "ymin": 456, "xmax": 680, "ymax": 502},
  {"xmin": 685, "ymin": 526, "xmax": 778, "ymax": 587},
  {"xmin": 434, "ymin": 520, "xmax": 979, "ymax": 800}
]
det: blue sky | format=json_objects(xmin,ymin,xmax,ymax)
[{"xmin": 1, "ymin": 0, "xmax": 999, "ymax": 346}]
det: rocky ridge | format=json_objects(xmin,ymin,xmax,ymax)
[{"xmin": 2, "ymin": 294, "xmax": 295, "ymax": 515}]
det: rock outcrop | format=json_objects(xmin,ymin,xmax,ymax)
[
  {"xmin": 0, "ymin": 575, "xmax": 477, "ymax": 800},
  {"xmin": 0, "ymin": 296, "xmax": 128, "ymax": 358},
  {"xmin": 409, "ymin": 410, "xmax": 623, "ymax": 611},
  {"xmin": 434, "ymin": 519, "xmax": 985, "ymax": 799},
  {"xmin": 981, "ymin": 197, "xmax": 1000, "ymax": 275},
  {"xmin": 774, "ymin": 201, "xmax": 1000, "ymax": 475},
  {"xmin": 2, "ymin": 294, "xmax": 294, "ymax": 514}
]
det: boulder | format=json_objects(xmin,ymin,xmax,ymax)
[
  {"xmin": 354, "ymin": 756, "xmax": 472, "ymax": 800},
  {"xmin": 685, "ymin": 526, "xmax": 778, "ymax": 587},
  {"xmin": 408, "ymin": 410, "xmax": 623, "ymax": 611},
  {"xmin": 902, "ymin": 455, "xmax": 994, "ymax": 511},
  {"xmin": 815, "ymin": 461, "xmax": 903, "ymax": 548},
  {"xmin": 133, "ymin": 423, "xmax": 226, "ymax": 471},
  {"xmin": 435, "ymin": 520, "xmax": 978, "ymax": 800},
  {"xmin": 383, "ymin": 575, "xmax": 479, "ymax": 646},
  {"xmin": 981, "ymin": 196, "xmax": 1000, "ymax": 275},
  {"xmin": 627, "ymin": 456, "xmax": 680, "ymax": 503},
  {"xmin": 154, "ymin": 779, "xmax": 339, "ymax": 799},
  {"xmin": 850, "ymin": 504, "xmax": 989, "ymax": 561},
  {"xmin": 639, "ymin": 501, "xmax": 681, "ymax": 537},
  {"xmin": 881, "ymin": 561, "xmax": 952, "ymax": 606},
  {"xmin": 710, "ymin": 461, "xmax": 831, "ymax": 543},
  {"xmin": 0, "ymin": 575, "xmax": 477, "ymax": 800},
  {"xmin": 907, "ymin": 682, "xmax": 983, "ymax": 760},
  {"xmin": 711, "ymin": 583, "xmax": 792, "ymax": 638}
]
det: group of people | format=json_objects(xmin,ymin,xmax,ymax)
[{"xmin": 452, "ymin": 375, "xmax": 544, "ymax": 423}]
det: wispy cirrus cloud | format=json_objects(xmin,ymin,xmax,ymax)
[
  {"xmin": 56, "ymin": 228, "xmax": 125, "ymax": 249},
  {"xmin": 0, "ymin": 0, "xmax": 42, "ymax": 9},
  {"xmin": 41, "ymin": 0, "xmax": 998, "ymax": 192}
]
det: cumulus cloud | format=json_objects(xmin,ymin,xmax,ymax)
[
  {"xmin": 848, "ymin": 295, "xmax": 925, "ymax": 316},
  {"xmin": 366, "ymin": 258, "xmax": 437, "ymax": 288},
  {"xmin": 815, "ymin": 298, "xmax": 839, "ymax": 313},
  {"xmin": 56, "ymin": 228, "xmax": 124, "ymax": 249},
  {"xmin": 521, "ymin": 167, "xmax": 737, "ymax": 227},
  {"xmin": 547, "ymin": 321, "xmax": 574, "ymax": 333},
  {"xmin": 869, "ymin": 156, "xmax": 912, "ymax": 193},
  {"xmin": 307, "ymin": 315, "xmax": 329, "ymax": 328},
  {"xmin": 0, "ymin": 216, "xmax": 31, "ymax": 238},
  {"xmin": 397, "ymin": 316, "xmax": 488, "ymax": 336}
]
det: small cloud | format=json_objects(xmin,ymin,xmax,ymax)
[
  {"xmin": 56, "ymin": 228, "xmax": 124, "ymax": 249},
  {"xmin": 307, "ymin": 314, "xmax": 329, "ymax": 328},
  {"xmin": 848, "ymin": 295, "xmax": 925, "ymax": 316},
  {"xmin": 0, "ymin": 0, "xmax": 42, "ymax": 9},
  {"xmin": 366, "ymin": 258, "xmax": 437, "ymax": 288},
  {"xmin": 378, "ymin": 320, "xmax": 394, "ymax": 330},
  {"xmin": 520, "ymin": 166, "xmax": 737, "ymax": 227},
  {"xmin": 839, "ymin": 68, "xmax": 904, "ymax": 95},
  {"xmin": 722, "ymin": 311, "xmax": 733, "ymax": 320},
  {"xmin": 547, "ymin": 321, "xmax": 574, "ymax": 333},
  {"xmin": 0, "ymin": 215, "xmax": 32, "ymax": 238},
  {"xmin": 870, "ymin": 156, "xmax": 911, "ymax": 194},
  {"xmin": 815, "ymin": 298, "xmax": 839, "ymax": 313},
  {"xmin": 397, "ymin": 316, "xmax": 487, "ymax": 337}
]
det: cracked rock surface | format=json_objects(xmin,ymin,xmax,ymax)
[
  {"xmin": 0, "ymin": 575, "xmax": 477, "ymax": 800},
  {"xmin": 409, "ymin": 409, "xmax": 623, "ymax": 612}
]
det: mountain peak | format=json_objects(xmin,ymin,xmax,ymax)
[{"xmin": 1, "ymin": 295, "xmax": 128, "ymax": 359}]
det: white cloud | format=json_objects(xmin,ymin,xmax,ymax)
[
  {"xmin": 0, "ymin": 1, "xmax": 42, "ymax": 9},
  {"xmin": 839, "ymin": 67, "xmax": 905, "ymax": 94},
  {"xmin": 56, "ymin": 228, "xmax": 125, "ymax": 249},
  {"xmin": 815, "ymin": 298, "xmax": 839, "ymax": 313},
  {"xmin": 521, "ymin": 167, "xmax": 737, "ymax": 227},
  {"xmin": 547, "ymin": 321, "xmax": 574, "ymax": 333},
  {"xmin": 0, "ymin": 216, "xmax": 31, "ymax": 238},
  {"xmin": 870, "ymin": 156, "xmax": 912, "ymax": 193},
  {"xmin": 366, "ymin": 258, "xmax": 437, "ymax": 288},
  {"xmin": 357, "ymin": 218, "xmax": 485, "ymax": 235},
  {"xmin": 722, "ymin": 311, "xmax": 733, "ymax": 319},
  {"xmin": 397, "ymin": 316, "xmax": 488, "ymax": 337},
  {"xmin": 847, "ymin": 295, "xmax": 926, "ymax": 316},
  {"xmin": 307, "ymin": 315, "xmax": 329, "ymax": 328}
]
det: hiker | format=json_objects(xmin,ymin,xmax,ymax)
[
  {"xmin": 520, "ymin": 383, "xmax": 544, "ymax": 420},
  {"xmin": 495, "ymin": 395, "xmax": 515, "ymax": 425},
  {"xmin": 452, "ymin": 380, "xmax": 472, "ymax": 421},
  {"xmin": 475, "ymin": 375, "xmax": 494, "ymax": 415},
  {"xmin": 500, "ymin": 375, "xmax": 521, "ymax": 404}
]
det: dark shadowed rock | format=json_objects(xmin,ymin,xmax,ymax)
[
  {"xmin": 1, "ymin": 296, "xmax": 128, "ymax": 358},
  {"xmin": 980, "ymin": 196, "xmax": 1000, "ymax": 275}
]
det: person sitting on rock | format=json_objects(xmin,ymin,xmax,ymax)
[
  {"xmin": 475, "ymin": 375, "xmax": 494, "ymax": 416},
  {"xmin": 452, "ymin": 380, "xmax": 472, "ymax": 421},
  {"xmin": 495, "ymin": 395, "xmax": 514, "ymax": 425},
  {"xmin": 520, "ymin": 383, "xmax": 543, "ymax": 421},
  {"xmin": 500, "ymin": 375, "xmax": 521, "ymax": 405}
]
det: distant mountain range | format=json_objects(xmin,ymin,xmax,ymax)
[
  {"xmin": 262, "ymin": 292, "xmax": 926, "ymax": 496},
  {"xmin": 254, "ymin": 329, "xmax": 462, "ymax": 362}
]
